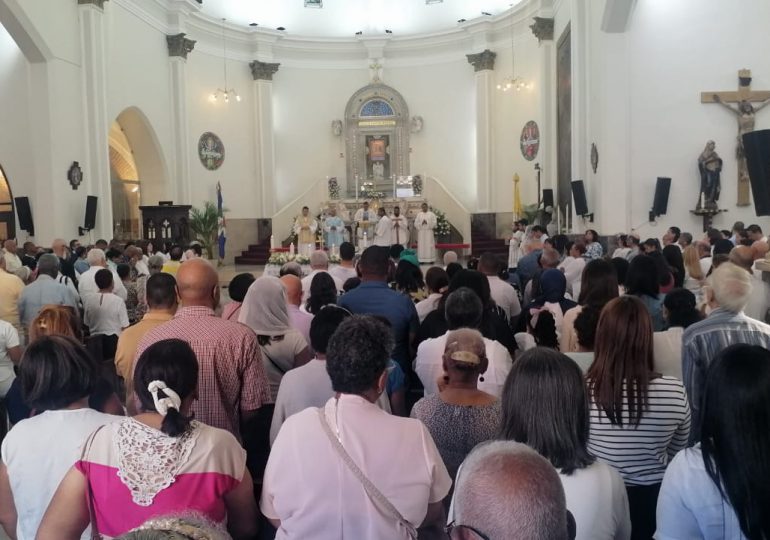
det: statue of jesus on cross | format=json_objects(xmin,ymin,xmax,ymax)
[{"xmin": 702, "ymin": 69, "xmax": 770, "ymax": 206}]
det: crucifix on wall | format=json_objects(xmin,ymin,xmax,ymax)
[{"xmin": 702, "ymin": 69, "xmax": 770, "ymax": 206}]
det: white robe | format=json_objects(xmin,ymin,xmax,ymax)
[
  {"xmin": 374, "ymin": 215, "xmax": 392, "ymax": 246},
  {"xmin": 293, "ymin": 216, "xmax": 318, "ymax": 256},
  {"xmin": 390, "ymin": 215, "xmax": 409, "ymax": 247},
  {"xmin": 414, "ymin": 211, "xmax": 437, "ymax": 263},
  {"xmin": 353, "ymin": 208, "xmax": 375, "ymax": 247}
]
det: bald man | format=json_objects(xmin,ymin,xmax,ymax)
[
  {"xmin": 51, "ymin": 238, "xmax": 78, "ymax": 286},
  {"xmin": 135, "ymin": 259, "xmax": 270, "ymax": 441},
  {"xmin": 730, "ymin": 245, "xmax": 770, "ymax": 322},
  {"xmin": 281, "ymin": 274, "xmax": 313, "ymax": 353}
]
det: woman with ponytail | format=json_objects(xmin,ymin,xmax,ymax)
[{"xmin": 37, "ymin": 339, "xmax": 258, "ymax": 540}]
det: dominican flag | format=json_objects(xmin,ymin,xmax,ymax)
[{"xmin": 217, "ymin": 182, "xmax": 226, "ymax": 260}]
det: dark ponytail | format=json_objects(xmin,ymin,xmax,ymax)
[
  {"xmin": 134, "ymin": 339, "xmax": 199, "ymax": 437},
  {"xmin": 530, "ymin": 310, "xmax": 558, "ymax": 349}
]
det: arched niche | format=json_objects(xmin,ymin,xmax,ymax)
[{"xmin": 344, "ymin": 83, "xmax": 410, "ymax": 195}]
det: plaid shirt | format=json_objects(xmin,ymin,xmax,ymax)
[{"xmin": 136, "ymin": 306, "xmax": 269, "ymax": 441}]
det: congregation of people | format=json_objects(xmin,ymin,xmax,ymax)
[{"xmin": 0, "ymin": 216, "xmax": 768, "ymax": 539}]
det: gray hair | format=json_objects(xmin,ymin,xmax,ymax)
[
  {"xmin": 445, "ymin": 287, "xmax": 483, "ymax": 330},
  {"xmin": 708, "ymin": 262, "xmax": 752, "ymax": 313},
  {"xmin": 310, "ymin": 250, "xmax": 329, "ymax": 269},
  {"xmin": 540, "ymin": 247, "xmax": 561, "ymax": 268},
  {"xmin": 455, "ymin": 441, "xmax": 569, "ymax": 540},
  {"xmin": 279, "ymin": 261, "xmax": 302, "ymax": 278},
  {"xmin": 443, "ymin": 251, "xmax": 458, "ymax": 265},
  {"xmin": 37, "ymin": 253, "xmax": 60, "ymax": 278},
  {"xmin": 148, "ymin": 255, "xmax": 165, "ymax": 274},
  {"xmin": 87, "ymin": 248, "xmax": 106, "ymax": 267}
]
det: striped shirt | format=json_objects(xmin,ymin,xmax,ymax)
[
  {"xmin": 587, "ymin": 376, "xmax": 691, "ymax": 486},
  {"xmin": 681, "ymin": 308, "xmax": 770, "ymax": 441}
]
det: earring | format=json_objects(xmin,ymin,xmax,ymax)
[{"xmin": 479, "ymin": 375, "xmax": 485, "ymax": 382}]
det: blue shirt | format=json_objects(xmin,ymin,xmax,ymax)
[
  {"xmin": 17, "ymin": 275, "xmax": 79, "ymax": 328},
  {"xmin": 338, "ymin": 281, "xmax": 418, "ymax": 367},
  {"xmin": 656, "ymin": 446, "xmax": 746, "ymax": 540},
  {"xmin": 682, "ymin": 308, "xmax": 770, "ymax": 442}
]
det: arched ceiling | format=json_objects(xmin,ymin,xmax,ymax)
[{"xmin": 198, "ymin": 0, "xmax": 523, "ymax": 38}]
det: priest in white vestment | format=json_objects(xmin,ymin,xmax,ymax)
[
  {"xmin": 374, "ymin": 207, "xmax": 392, "ymax": 247},
  {"xmin": 414, "ymin": 203, "xmax": 437, "ymax": 263},
  {"xmin": 323, "ymin": 207, "xmax": 345, "ymax": 249},
  {"xmin": 353, "ymin": 201, "xmax": 375, "ymax": 248},
  {"xmin": 293, "ymin": 206, "xmax": 318, "ymax": 257},
  {"xmin": 390, "ymin": 206, "xmax": 409, "ymax": 248}
]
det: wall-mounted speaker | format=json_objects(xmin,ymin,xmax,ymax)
[
  {"xmin": 571, "ymin": 180, "xmax": 589, "ymax": 216},
  {"xmin": 651, "ymin": 177, "xmax": 672, "ymax": 218},
  {"xmin": 744, "ymin": 129, "xmax": 770, "ymax": 216},
  {"xmin": 542, "ymin": 189, "xmax": 554, "ymax": 211},
  {"xmin": 14, "ymin": 197, "xmax": 34, "ymax": 236},
  {"xmin": 84, "ymin": 196, "xmax": 98, "ymax": 230}
]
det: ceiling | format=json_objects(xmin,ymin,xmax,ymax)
[{"xmin": 197, "ymin": 0, "xmax": 524, "ymax": 38}]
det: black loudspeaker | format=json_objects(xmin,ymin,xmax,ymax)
[
  {"xmin": 14, "ymin": 197, "xmax": 34, "ymax": 236},
  {"xmin": 542, "ymin": 189, "xmax": 554, "ymax": 211},
  {"xmin": 652, "ymin": 177, "xmax": 672, "ymax": 217},
  {"xmin": 84, "ymin": 196, "xmax": 98, "ymax": 230},
  {"xmin": 571, "ymin": 180, "xmax": 589, "ymax": 216},
  {"xmin": 744, "ymin": 129, "xmax": 770, "ymax": 216}
]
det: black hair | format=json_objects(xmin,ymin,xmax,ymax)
[
  {"xmin": 643, "ymin": 238, "xmax": 661, "ymax": 251},
  {"xmin": 359, "ymin": 246, "xmax": 389, "ymax": 277},
  {"xmin": 394, "ymin": 259, "xmax": 424, "ymax": 294},
  {"xmin": 617, "ymin": 234, "xmax": 628, "ymax": 248},
  {"xmin": 134, "ymin": 339, "xmax": 199, "ymax": 437},
  {"xmin": 170, "ymin": 246, "xmax": 184, "ymax": 261},
  {"xmin": 105, "ymin": 248, "xmax": 122, "ymax": 261},
  {"xmin": 75, "ymin": 246, "xmax": 87, "ymax": 257},
  {"xmin": 389, "ymin": 244, "xmax": 405, "ymax": 260},
  {"xmin": 610, "ymin": 257, "xmax": 629, "ymax": 287},
  {"xmin": 146, "ymin": 273, "xmax": 177, "ymax": 309},
  {"xmin": 326, "ymin": 316, "xmax": 393, "ymax": 394},
  {"xmin": 625, "ymin": 255, "xmax": 660, "ymax": 299},
  {"xmin": 705, "ymin": 228, "xmax": 722, "ymax": 246},
  {"xmin": 529, "ymin": 310, "xmax": 558, "ymax": 349},
  {"xmin": 573, "ymin": 305, "xmax": 600, "ymax": 350},
  {"xmin": 577, "ymin": 259, "xmax": 619, "ymax": 307},
  {"xmin": 306, "ymin": 272, "xmax": 338, "ymax": 314},
  {"xmin": 713, "ymin": 239, "xmax": 735, "ymax": 256},
  {"xmin": 500, "ymin": 347, "xmax": 595, "ymax": 475},
  {"xmin": 116, "ymin": 263, "xmax": 131, "ymax": 281},
  {"xmin": 445, "ymin": 287, "xmax": 483, "ymax": 330},
  {"xmin": 550, "ymin": 234, "xmax": 570, "ymax": 256},
  {"xmin": 668, "ymin": 226, "xmax": 681, "ymax": 241},
  {"xmin": 585, "ymin": 229, "xmax": 599, "ymax": 244},
  {"xmin": 662, "ymin": 288, "xmax": 702, "ymax": 328},
  {"xmin": 445, "ymin": 262, "xmax": 463, "ymax": 280},
  {"xmin": 478, "ymin": 252, "xmax": 501, "ymax": 274},
  {"xmin": 747, "ymin": 224, "xmax": 763, "ymax": 234},
  {"xmin": 466, "ymin": 257, "xmax": 479, "ymax": 270},
  {"xmin": 701, "ymin": 344, "xmax": 770, "ymax": 539},
  {"xmin": 425, "ymin": 267, "xmax": 449, "ymax": 294},
  {"xmin": 628, "ymin": 235, "xmax": 641, "ymax": 247},
  {"xmin": 227, "ymin": 273, "xmax": 256, "ymax": 303},
  {"xmin": 20, "ymin": 335, "xmax": 99, "ymax": 411},
  {"xmin": 339, "ymin": 242, "xmax": 355, "ymax": 261},
  {"xmin": 191, "ymin": 244, "xmax": 203, "ymax": 257},
  {"xmin": 648, "ymin": 250, "xmax": 673, "ymax": 287},
  {"xmin": 531, "ymin": 225, "xmax": 546, "ymax": 234},
  {"xmin": 95, "ymin": 268, "xmax": 114, "ymax": 290},
  {"xmin": 662, "ymin": 245, "xmax": 685, "ymax": 288},
  {"xmin": 69, "ymin": 239, "xmax": 79, "ymax": 249},
  {"xmin": 343, "ymin": 277, "xmax": 361, "ymax": 292},
  {"xmin": 309, "ymin": 305, "xmax": 352, "ymax": 354}
]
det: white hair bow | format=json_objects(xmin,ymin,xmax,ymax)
[{"xmin": 147, "ymin": 380, "xmax": 182, "ymax": 417}]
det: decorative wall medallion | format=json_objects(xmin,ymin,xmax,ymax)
[
  {"xmin": 68, "ymin": 161, "xmax": 83, "ymax": 190},
  {"xmin": 520, "ymin": 121, "xmax": 540, "ymax": 161},
  {"xmin": 591, "ymin": 143, "xmax": 599, "ymax": 173},
  {"xmin": 198, "ymin": 132, "xmax": 225, "ymax": 171}
]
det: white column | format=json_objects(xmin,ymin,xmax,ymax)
[
  {"xmin": 250, "ymin": 61, "xmax": 280, "ymax": 217},
  {"xmin": 166, "ymin": 34, "xmax": 195, "ymax": 205},
  {"xmin": 78, "ymin": 0, "xmax": 112, "ymax": 240},
  {"xmin": 467, "ymin": 50, "xmax": 497, "ymax": 212},
  {"xmin": 571, "ymin": 0, "xmax": 590, "ymax": 229}
]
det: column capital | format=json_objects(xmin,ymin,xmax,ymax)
[
  {"xmin": 166, "ymin": 33, "xmax": 196, "ymax": 59},
  {"xmin": 77, "ymin": 0, "xmax": 108, "ymax": 8},
  {"xmin": 530, "ymin": 17, "xmax": 555, "ymax": 43},
  {"xmin": 466, "ymin": 49, "xmax": 496, "ymax": 72},
  {"xmin": 249, "ymin": 60, "xmax": 280, "ymax": 81}
]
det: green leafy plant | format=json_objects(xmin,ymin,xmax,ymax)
[{"xmin": 188, "ymin": 202, "xmax": 222, "ymax": 259}]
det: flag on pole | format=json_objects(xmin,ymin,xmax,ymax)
[
  {"xmin": 513, "ymin": 174, "xmax": 523, "ymax": 220},
  {"xmin": 216, "ymin": 182, "xmax": 226, "ymax": 260}
]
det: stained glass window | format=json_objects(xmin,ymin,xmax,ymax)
[{"xmin": 360, "ymin": 99, "xmax": 394, "ymax": 117}]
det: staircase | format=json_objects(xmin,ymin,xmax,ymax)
[
  {"xmin": 471, "ymin": 215, "xmax": 509, "ymax": 258},
  {"xmin": 234, "ymin": 238, "xmax": 271, "ymax": 265}
]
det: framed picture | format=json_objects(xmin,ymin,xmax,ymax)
[
  {"xmin": 198, "ymin": 132, "xmax": 225, "ymax": 171},
  {"xmin": 304, "ymin": 0, "xmax": 322, "ymax": 7}
]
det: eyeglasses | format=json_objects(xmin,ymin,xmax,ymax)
[{"xmin": 445, "ymin": 521, "xmax": 490, "ymax": 540}]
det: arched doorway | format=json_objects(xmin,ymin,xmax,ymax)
[
  {"xmin": 0, "ymin": 165, "xmax": 14, "ymax": 240},
  {"xmin": 109, "ymin": 107, "xmax": 169, "ymax": 240}
]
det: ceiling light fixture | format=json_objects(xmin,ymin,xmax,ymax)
[
  {"xmin": 210, "ymin": 19, "xmax": 240, "ymax": 104},
  {"xmin": 497, "ymin": 16, "xmax": 532, "ymax": 93}
]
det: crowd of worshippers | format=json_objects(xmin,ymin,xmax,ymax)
[{"xmin": 0, "ymin": 226, "xmax": 767, "ymax": 540}]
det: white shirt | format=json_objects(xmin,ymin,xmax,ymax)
[
  {"xmin": 3, "ymin": 251, "xmax": 22, "ymax": 274},
  {"xmin": 559, "ymin": 256, "xmax": 587, "ymax": 296},
  {"xmin": 415, "ymin": 333, "xmax": 513, "ymax": 397},
  {"xmin": 486, "ymin": 275, "xmax": 521, "ymax": 320},
  {"xmin": 300, "ymin": 269, "xmax": 345, "ymax": 304},
  {"xmin": 699, "ymin": 257, "xmax": 712, "ymax": 278},
  {"xmin": 1, "ymin": 409, "xmax": 118, "ymax": 540},
  {"xmin": 561, "ymin": 461, "xmax": 631, "ymax": 540},
  {"xmin": 653, "ymin": 327, "xmax": 684, "ymax": 380},
  {"xmin": 270, "ymin": 358, "xmax": 391, "ymax": 444},
  {"xmin": 0, "ymin": 320, "xmax": 19, "ymax": 397},
  {"xmin": 77, "ymin": 266, "xmax": 127, "ymax": 301},
  {"xmin": 262, "ymin": 395, "xmax": 452, "ymax": 539},
  {"xmin": 83, "ymin": 292, "xmax": 129, "ymax": 336},
  {"xmin": 745, "ymin": 274, "xmax": 770, "ymax": 323},
  {"xmin": 415, "ymin": 292, "xmax": 442, "ymax": 323},
  {"xmin": 374, "ymin": 215, "xmax": 392, "ymax": 246},
  {"xmin": 328, "ymin": 264, "xmax": 357, "ymax": 284}
]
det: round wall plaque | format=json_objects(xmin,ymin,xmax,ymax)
[
  {"xmin": 198, "ymin": 132, "xmax": 225, "ymax": 171},
  {"xmin": 519, "ymin": 120, "xmax": 540, "ymax": 161}
]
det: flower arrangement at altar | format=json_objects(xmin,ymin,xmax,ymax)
[
  {"xmin": 360, "ymin": 182, "xmax": 385, "ymax": 200},
  {"xmin": 327, "ymin": 253, "xmax": 341, "ymax": 264},
  {"xmin": 328, "ymin": 177, "xmax": 340, "ymax": 200},
  {"xmin": 432, "ymin": 206, "xmax": 452, "ymax": 238},
  {"xmin": 412, "ymin": 175, "xmax": 423, "ymax": 195},
  {"xmin": 267, "ymin": 253, "xmax": 311, "ymax": 266}
]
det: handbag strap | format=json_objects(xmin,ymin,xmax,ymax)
[
  {"xmin": 317, "ymin": 406, "xmax": 418, "ymax": 539},
  {"xmin": 80, "ymin": 425, "xmax": 106, "ymax": 540}
]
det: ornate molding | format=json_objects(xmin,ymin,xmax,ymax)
[
  {"xmin": 530, "ymin": 17, "xmax": 555, "ymax": 43},
  {"xmin": 466, "ymin": 49, "xmax": 496, "ymax": 72},
  {"xmin": 166, "ymin": 33, "xmax": 196, "ymax": 59},
  {"xmin": 249, "ymin": 60, "xmax": 281, "ymax": 81},
  {"xmin": 78, "ymin": 0, "xmax": 109, "ymax": 8}
]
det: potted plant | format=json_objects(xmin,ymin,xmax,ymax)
[{"xmin": 188, "ymin": 202, "xmax": 222, "ymax": 260}]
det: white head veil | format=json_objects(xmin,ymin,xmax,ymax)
[{"xmin": 239, "ymin": 276, "xmax": 291, "ymax": 336}]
